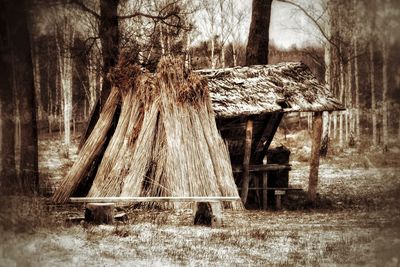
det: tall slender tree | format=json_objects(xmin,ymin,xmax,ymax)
[
  {"xmin": 1, "ymin": 0, "xmax": 38, "ymax": 194},
  {"xmin": 0, "ymin": 0, "xmax": 17, "ymax": 193},
  {"xmin": 245, "ymin": 0, "xmax": 273, "ymax": 65}
]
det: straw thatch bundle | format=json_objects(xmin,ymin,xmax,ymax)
[
  {"xmin": 53, "ymin": 56, "xmax": 242, "ymax": 210},
  {"xmin": 52, "ymin": 88, "xmax": 120, "ymax": 202}
]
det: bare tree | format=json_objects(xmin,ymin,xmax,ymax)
[
  {"xmin": 0, "ymin": 0, "xmax": 38, "ymax": 194},
  {"xmin": 245, "ymin": 0, "xmax": 273, "ymax": 65}
]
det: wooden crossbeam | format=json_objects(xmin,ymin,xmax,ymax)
[
  {"xmin": 250, "ymin": 114, "xmax": 272, "ymax": 154},
  {"xmin": 69, "ymin": 196, "xmax": 241, "ymax": 203},
  {"xmin": 232, "ymin": 163, "xmax": 291, "ymax": 173},
  {"xmin": 240, "ymin": 119, "xmax": 253, "ymax": 205},
  {"xmin": 254, "ymin": 113, "xmax": 284, "ymax": 162}
]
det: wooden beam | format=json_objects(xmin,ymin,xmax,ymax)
[
  {"xmin": 263, "ymin": 171, "xmax": 268, "ymax": 210},
  {"xmin": 251, "ymin": 114, "xmax": 272, "ymax": 154},
  {"xmin": 219, "ymin": 120, "xmax": 265, "ymax": 132},
  {"xmin": 69, "ymin": 196, "xmax": 240, "ymax": 203},
  {"xmin": 254, "ymin": 113, "xmax": 284, "ymax": 162},
  {"xmin": 240, "ymin": 119, "xmax": 253, "ymax": 205},
  {"xmin": 232, "ymin": 163, "xmax": 291, "ymax": 173},
  {"xmin": 308, "ymin": 112, "xmax": 323, "ymax": 204}
]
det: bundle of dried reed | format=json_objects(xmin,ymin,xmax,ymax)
[
  {"xmin": 54, "ymin": 55, "xmax": 242, "ymax": 210},
  {"xmin": 52, "ymin": 88, "xmax": 120, "ymax": 203}
]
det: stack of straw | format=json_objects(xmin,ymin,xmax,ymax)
[{"xmin": 53, "ymin": 56, "xmax": 242, "ymax": 210}]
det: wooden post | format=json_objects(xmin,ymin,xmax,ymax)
[
  {"xmin": 194, "ymin": 202, "xmax": 223, "ymax": 227},
  {"xmin": 85, "ymin": 203, "xmax": 115, "ymax": 224},
  {"xmin": 262, "ymin": 171, "xmax": 268, "ymax": 210},
  {"xmin": 241, "ymin": 119, "xmax": 253, "ymax": 205},
  {"xmin": 308, "ymin": 112, "xmax": 323, "ymax": 204},
  {"xmin": 274, "ymin": 190, "xmax": 285, "ymax": 210}
]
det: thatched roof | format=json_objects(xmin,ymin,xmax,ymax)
[{"xmin": 198, "ymin": 62, "xmax": 344, "ymax": 118}]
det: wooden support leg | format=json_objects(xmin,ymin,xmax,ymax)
[
  {"xmin": 85, "ymin": 203, "xmax": 115, "ymax": 224},
  {"xmin": 210, "ymin": 202, "xmax": 223, "ymax": 227},
  {"xmin": 274, "ymin": 190, "xmax": 285, "ymax": 210},
  {"xmin": 253, "ymin": 174, "xmax": 261, "ymax": 209},
  {"xmin": 308, "ymin": 112, "xmax": 323, "ymax": 205},
  {"xmin": 241, "ymin": 119, "xmax": 253, "ymax": 205},
  {"xmin": 262, "ymin": 171, "xmax": 268, "ymax": 210},
  {"xmin": 194, "ymin": 202, "xmax": 223, "ymax": 227}
]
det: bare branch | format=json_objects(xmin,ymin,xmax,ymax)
[
  {"xmin": 68, "ymin": 0, "xmax": 100, "ymax": 19},
  {"xmin": 277, "ymin": 0, "xmax": 342, "ymax": 60}
]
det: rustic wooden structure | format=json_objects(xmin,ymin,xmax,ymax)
[
  {"xmin": 200, "ymin": 62, "xmax": 344, "ymax": 208},
  {"xmin": 57, "ymin": 60, "xmax": 342, "ymax": 212},
  {"xmin": 53, "ymin": 57, "xmax": 242, "ymax": 211}
]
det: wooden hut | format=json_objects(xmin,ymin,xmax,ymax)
[
  {"xmin": 201, "ymin": 62, "xmax": 344, "ymax": 208},
  {"xmin": 55, "ymin": 59, "xmax": 343, "ymax": 211}
]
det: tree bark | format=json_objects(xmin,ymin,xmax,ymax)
[
  {"xmin": 241, "ymin": 119, "xmax": 253, "ymax": 205},
  {"xmin": 0, "ymin": 0, "xmax": 17, "ymax": 193},
  {"xmin": 79, "ymin": 0, "xmax": 120, "ymax": 149},
  {"xmin": 308, "ymin": 112, "xmax": 323, "ymax": 204},
  {"xmin": 354, "ymin": 35, "xmax": 360, "ymax": 141},
  {"xmin": 369, "ymin": 42, "xmax": 377, "ymax": 146},
  {"xmin": 7, "ymin": 0, "xmax": 38, "ymax": 194},
  {"xmin": 245, "ymin": 0, "xmax": 273, "ymax": 66},
  {"xmin": 382, "ymin": 40, "xmax": 388, "ymax": 151},
  {"xmin": 99, "ymin": 0, "xmax": 120, "ymax": 109}
]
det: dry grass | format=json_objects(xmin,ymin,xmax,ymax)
[
  {"xmin": 1, "ymin": 206, "xmax": 399, "ymax": 266},
  {"xmin": 1, "ymin": 155, "xmax": 400, "ymax": 265}
]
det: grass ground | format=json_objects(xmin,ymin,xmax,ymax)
[{"xmin": 0, "ymin": 132, "xmax": 399, "ymax": 266}]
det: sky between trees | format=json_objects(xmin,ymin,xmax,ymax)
[{"xmin": 193, "ymin": 0, "xmax": 322, "ymax": 49}]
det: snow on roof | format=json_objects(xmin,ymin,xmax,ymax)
[{"xmin": 198, "ymin": 62, "xmax": 344, "ymax": 118}]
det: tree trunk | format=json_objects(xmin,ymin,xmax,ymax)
[
  {"xmin": 56, "ymin": 24, "xmax": 74, "ymax": 158},
  {"xmin": 99, "ymin": 0, "xmax": 120, "ymax": 109},
  {"xmin": 33, "ymin": 45, "xmax": 43, "ymax": 121},
  {"xmin": 381, "ymin": 40, "xmax": 388, "ymax": 151},
  {"xmin": 221, "ymin": 45, "xmax": 225, "ymax": 68},
  {"xmin": 185, "ymin": 32, "xmax": 191, "ymax": 69},
  {"xmin": 245, "ymin": 0, "xmax": 272, "ymax": 66},
  {"xmin": 369, "ymin": 42, "xmax": 377, "ymax": 146},
  {"xmin": 333, "ymin": 112, "xmax": 337, "ymax": 139},
  {"xmin": 354, "ymin": 35, "xmax": 360, "ymax": 141},
  {"xmin": 339, "ymin": 58, "xmax": 345, "ymax": 147},
  {"xmin": 0, "ymin": 0, "xmax": 17, "ymax": 193},
  {"xmin": 241, "ymin": 119, "xmax": 253, "ymax": 205},
  {"xmin": 159, "ymin": 24, "xmax": 165, "ymax": 56},
  {"xmin": 7, "ymin": 0, "xmax": 38, "ymax": 194},
  {"xmin": 308, "ymin": 112, "xmax": 323, "ymax": 205},
  {"xmin": 79, "ymin": 0, "xmax": 120, "ymax": 149},
  {"xmin": 339, "ymin": 111, "xmax": 343, "ymax": 147},
  {"xmin": 211, "ymin": 37, "xmax": 216, "ymax": 69},
  {"xmin": 346, "ymin": 55, "xmax": 352, "ymax": 142},
  {"xmin": 232, "ymin": 43, "xmax": 237, "ymax": 67},
  {"xmin": 321, "ymin": 32, "xmax": 331, "ymax": 156}
]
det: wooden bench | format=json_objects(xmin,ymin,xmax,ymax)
[{"xmin": 69, "ymin": 196, "xmax": 241, "ymax": 227}]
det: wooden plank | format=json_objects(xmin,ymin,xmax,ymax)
[
  {"xmin": 69, "ymin": 196, "xmax": 240, "ymax": 203},
  {"xmin": 232, "ymin": 163, "xmax": 291, "ymax": 173},
  {"xmin": 254, "ymin": 113, "xmax": 284, "ymax": 163},
  {"xmin": 308, "ymin": 112, "xmax": 323, "ymax": 204},
  {"xmin": 210, "ymin": 202, "xmax": 223, "ymax": 227},
  {"xmin": 274, "ymin": 190, "xmax": 286, "ymax": 195},
  {"xmin": 240, "ymin": 119, "xmax": 253, "ymax": 205},
  {"xmin": 263, "ymin": 171, "xmax": 268, "ymax": 210},
  {"xmin": 219, "ymin": 120, "xmax": 265, "ymax": 132},
  {"xmin": 238, "ymin": 187, "xmax": 302, "ymax": 191},
  {"xmin": 251, "ymin": 114, "xmax": 272, "ymax": 155}
]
